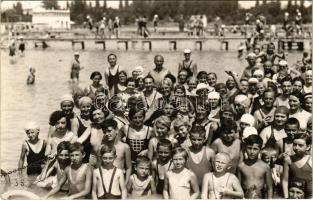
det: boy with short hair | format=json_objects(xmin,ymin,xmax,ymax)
[
  {"xmin": 201, "ymin": 152, "xmax": 244, "ymax": 199},
  {"xmin": 127, "ymin": 156, "xmax": 156, "ymax": 197},
  {"xmin": 173, "ymin": 118, "xmax": 191, "ymax": 149},
  {"xmin": 237, "ymin": 135, "xmax": 273, "ymax": 198},
  {"xmin": 211, "ymin": 121, "xmax": 241, "ymax": 174},
  {"xmin": 101, "ymin": 119, "xmax": 132, "ymax": 183},
  {"xmin": 187, "ymin": 125, "xmax": 215, "ymax": 187},
  {"xmin": 152, "ymin": 139, "xmax": 174, "ymax": 194},
  {"xmin": 44, "ymin": 142, "xmax": 92, "ymax": 199},
  {"xmin": 92, "ymin": 145, "xmax": 127, "ymax": 199}
]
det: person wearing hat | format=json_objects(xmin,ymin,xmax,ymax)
[
  {"xmin": 70, "ymin": 52, "xmax": 84, "ymax": 83},
  {"xmin": 178, "ymin": 49, "xmax": 197, "ymax": 79},
  {"xmin": 303, "ymin": 93, "xmax": 312, "ymax": 112}
]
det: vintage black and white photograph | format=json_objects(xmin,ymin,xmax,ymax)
[{"xmin": 0, "ymin": 0, "xmax": 312, "ymax": 199}]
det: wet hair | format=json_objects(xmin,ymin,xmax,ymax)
[
  {"xmin": 285, "ymin": 117, "xmax": 300, "ymax": 129},
  {"xmin": 174, "ymin": 85, "xmax": 186, "ymax": 95},
  {"xmin": 280, "ymin": 76, "xmax": 292, "ymax": 85},
  {"xmin": 190, "ymin": 125, "xmax": 206, "ymax": 138},
  {"xmin": 144, "ymin": 74, "xmax": 155, "ymax": 83},
  {"xmin": 275, "ymin": 106, "xmax": 289, "ymax": 118},
  {"xmin": 69, "ymin": 142, "xmax": 85, "ymax": 154},
  {"xmin": 107, "ymin": 96, "xmax": 122, "ymax": 112},
  {"xmin": 126, "ymin": 77, "xmax": 136, "ymax": 85},
  {"xmin": 154, "ymin": 115, "xmax": 171, "ymax": 130},
  {"xmin": 128, "ymin": 107, "xmax": 145, "ymax": 120},
  {"xmin": 107, "ymin": 53, "xmax": 117, "ymax": 60},
  {"xmin": 57, "ymin": 141, "xmax": 70, "ymax": 155},
  {"xmin": 207, "ymin": 72, "xmax": 217, "ymax": 79},
  {"xmin": 135, "ymin": 76, "xmax": 144, "ymax": 88},
  {"xmin": 197, "ymin": 71, "xmax": 208, "ymax": 80},
  {"xmin": 100, "ymin": 144, "xmax": 116, "ymax": 156},
  {"xmin": 157, "ymin": 139, "xmax": 173, "ymax": 152},
  {"xmin": 293, "ymin": 133, "xmax": 312, "ymax": 146},
  {"xmin": 127, "ymin": 96, "xmax": 145, "ymax": 110},
  {"xmin": 172, "ymin": 147, "xmax": 188, "ymax": 160},
  {"xmin": 90, "ymin": 71, "xmax": 102, "ymax": 80},
  {"xmin": 119, "ymin": 70, "xmax": 127, "ymax": 78},
  {"xmin": 221, "ymin": 120, "xmax": 237, "ymax": 134},
  {"xmin": 244, "ymin": 135, "xmax": 263, "ymax": 147},
  {"xmin": 289, "ymin": 180, "xmax": 306, "ymax": 191},
  {"xmin": 136, "ymin": 155, "xmax": 151, "ymax": 167},
  {"xmin": 173, "ymin": 118, "xmax": 190, "ymax": 130},
  {"xmin": 164, "ymin": 73, "xmax": 176, "ymax": 84},
  {"xmin": 103, "ymin": 119, "xmax": 118, "ymax": 130},
  {"xmin": 292, "ymin": 77, "xmax": 305, "ymax": 86},
  {"xmin": 49, "ymin": 110, "xmax": 71, "ymax": 130}
]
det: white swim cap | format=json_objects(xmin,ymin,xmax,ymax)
[
  {"xmin": 234, "ymin": 94, "xmax": 250, "ymax": 108},
  {"xmin": 208, "ymin": 91, "xmax": 220, "ymax": 100},
  {"xmin": 240, "ymin": 114, "xmax": 255, "ymax": 127},
  {"xmin": 242, "ymin": 127, "xmax": 258, "ymax": 140},
  {"xmin": 246, "ymin": 52, "xmax": 257, "ymax": 59},
  {"xmin": 279, "ymin": 60, "xmax": 288, "ymax": 66},
  {"xmin": 253, "ymin": 69, "xmax": 264, "ymax": 77},
  {"xmin": 78, "ymin": 96, "xmax": 92, "ymax": 107},
  {"xmin": 135, "ymin": 66, "xmax": 144, "ymax": 73},
  {"xmin": 195, "ymin": 83, "xmax": 210, "ymax": 93},
  {"xmin": 248, "ymin": 77, "xmax": 259, "ymax": 84},
  {"xmin": 24, "ymin": 121, "xmax": 40, "ymax": 131},
  {"xmin": 60, "ymin": 94, "xmax": 74, "ymax": 104},
  {"xmin": 184, "ymin": 49, "xmax": 191, "ymax": 54},
  {"xmin": 74, "ymin": 51, "xmax": 79, "ymax": 56}
]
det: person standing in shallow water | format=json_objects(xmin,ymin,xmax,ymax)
[
  {"xmin": 70, "ymin": 52, "xmax": 84, "ymax": 83},
  {"xmin": 148, "ymin": 55, "xmax": 171, "ymax": 89},
  {"xmin": 104, "ymin": 53, "xmax": 122, "ymax": 97},
  {"xmin": 178, "ymin": 49, "xmax": 197, "ymax": 79}
]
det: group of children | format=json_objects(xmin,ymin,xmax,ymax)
[{"xmin": 13, "ymin": 38, "xmax": 312, "ymax": 199}]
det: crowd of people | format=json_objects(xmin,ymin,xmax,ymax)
[{"xmin": 5, "ymin": 31, "xmax": 311, "ymax": 199}]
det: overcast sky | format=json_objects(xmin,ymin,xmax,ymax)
[{"xmin": 1, "ymin": 0, "xmax": 311, "ymax": 10}]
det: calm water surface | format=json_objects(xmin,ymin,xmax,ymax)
[{"xmin": 0, "ymin": 44, "xmax": 302, "ymax": 195}]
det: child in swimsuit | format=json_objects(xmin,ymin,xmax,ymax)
[
  {"xmin": 172, "ymin": 118, "xmax": 192, "ymax": 149},
  {"xmin": 18, "ymin": 121, "xmax": 46, "ymax": 175},
  {"xmin": 187, "ymin": 126, "xmax": 215, "ymax": 187},
  {"xmin": 127, "ymin": 156, "xmax": 156, "ymax": 197},
  {"xmin": 152, "ymin": 139, "xmax": 174, "ymax": 194},
  {"xmin": 120, "ymin": 108, "xmax": 153, "ymax": 168},
  {"xmin": 36, "ymin": 141, "xmax": 70, "ymax": 191},
  {"xmin": 282, "ymin": 133, "xmax": 312, "ymax": 198},
  {"xmin": 44, "ymin": 143, "xmax": 92, "ymax": 199},
  {"xmin": 201, "ymin": 152, "xmax": 244, "ymax": 199},
  {"xmin": 27, "ymin": 67, "xmax": 36, "ymax": 85},
  {"xmin": 163, "ymin": 147, "xmax": 199, "ymax": 199},
  {"xmin": 148, "ymin": 116, "xmax": 175, "ymax": 161},
  {"xmin": 92, "ymin": 145, "xmax": 127, "ymax": 199}
]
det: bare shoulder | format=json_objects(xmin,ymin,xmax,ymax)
[{"xmin": 205, "ymin": 146, "xmax": 215, "ymax": 156}]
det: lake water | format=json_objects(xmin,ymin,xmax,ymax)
[{"xmin": 0, "ymin": 43, "xmax": 303, "ymax": 196}]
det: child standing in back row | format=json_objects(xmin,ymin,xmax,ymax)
[
  {"xmin": 18, "ymin": 122, "xmax": 46, "ymax": 176},
  {"xmin": 163, "ymin": 147, "xmax": 199, "ymax": 199}
]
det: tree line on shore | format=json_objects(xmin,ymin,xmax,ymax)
[{"xmin": 1, "ymin": 0, "xmax": 312, "ymax": 25}]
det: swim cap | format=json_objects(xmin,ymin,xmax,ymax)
[
  {"xmin": 24, "ymin": 121, "xmax": 40, "ymax": 131},
  {"xmin": 253, "ymin": 69, "xmax": 264, "ymax": 77},
  {"xmin": 240, "ymin": 114, "xmax": 255, "ymax": 127},
  {"xmin": 74, "ymin": 52, "xmax": 79, "ymax": 56},
  {"xmin": 304, "ymin": 93, "xmax": 312, "ymax": 100},
  {"xmin": 208, "ymin": 91, "xmax": 220, "ymax": 100},
  {"xmin": 246, "ymin": 53, "xmax": 257, "ymax": 59},
  {"xmin": 289, "ymin": 180, "xmax": 306, "ymax": 191},
  {"xmin": 242, "ymin": 127, "xmax": 258, "ymax": 140},
  {"xmin": 248, "ymin": 77, "xmax": 259, "ymax": 84},
  {"xmin": 135, "ymin": 66, "xmax": 144, "ymax": 74},
  {"xmin": 279, "ymin": 60, "xmax": 288, "ymax": 66},
  {"xmin": 275, "ymin": 106, "xmax": 289, "ymax": 116},
  {"xmin": 184, "ymin": 49, "xmax": 191, "ymax": 54},
  {"xmin": 234, "ymin": 94, "xmax": 250, "ymax": 108},
  {"xmin": 195, "ymin": 83, "xmax": 210, "ymax": 93},
  {"xmin": 78, "ymin": 96, "xmax": 92, "ymax": 107},
  {"xmin": 60, "ymin": 94, "xmax": 74, "ymax": 104}
]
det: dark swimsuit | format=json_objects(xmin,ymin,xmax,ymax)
[
  {"xmin": 19, "ymin": 43, "xmax": 25, "ymax": 52},
  {"xmin": 77, "ymin": 116, "xmax": 91, "ymax": 163},
  {"xmin": 99, "ymin": 167, "xmax": 121, "ymax": 199},
  {"xmin": 181, "ymin": 60, "xmax": 194, "ymax": 78},
  {"xmin": 26, "ymin": 140, "xmax": 46, "ymax": 175},
  {"xmin": 155, "ymin": 160, "xmax": 172, "ymax": 194},
  {"xmin": 108, "ymin": 66, "xmax": 119, "ymax": 96},
  {"xmin": 125, "ymin": 126, "xmax": 150, "ymax": 166}
]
